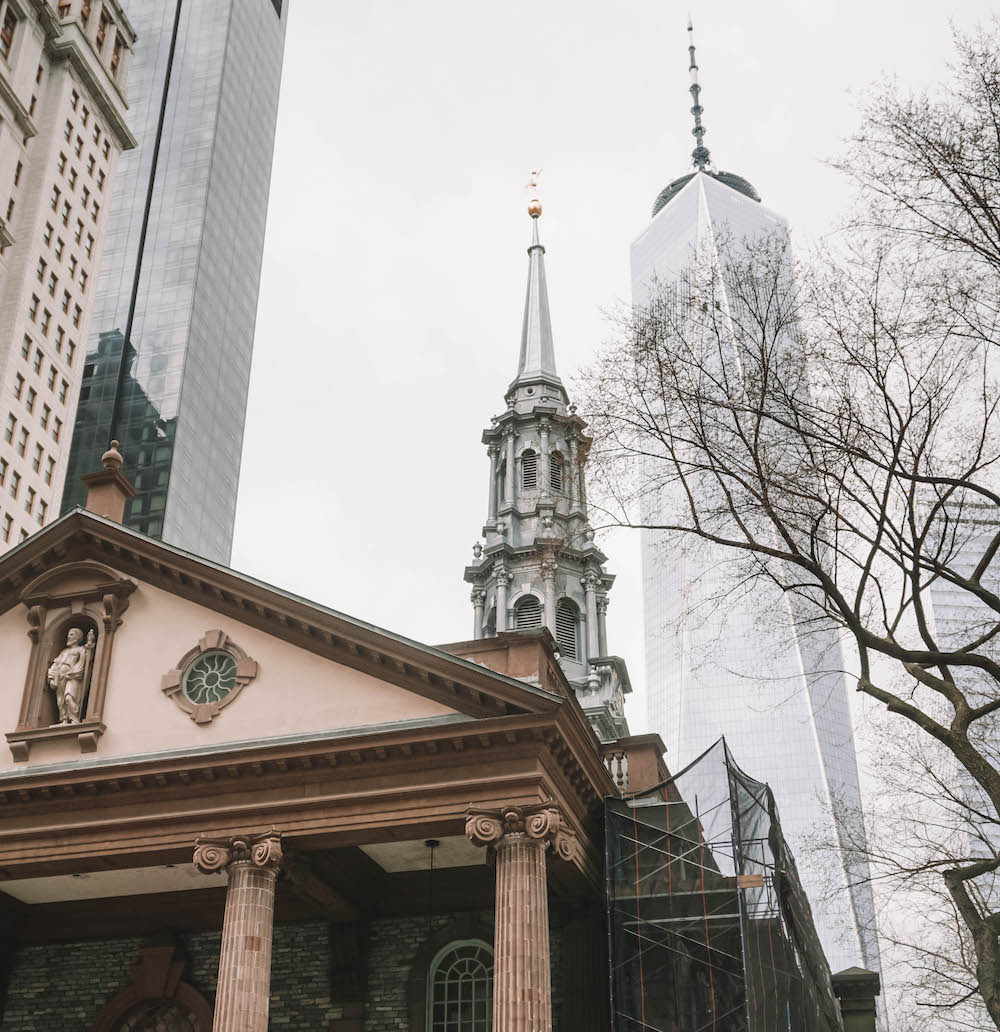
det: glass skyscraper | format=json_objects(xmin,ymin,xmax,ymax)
[
  {"xmin": 632, "ymin": 28, "xmax": 883, "ymax": 980},
  {"xmin": 61, "ymin": 0, "xmax": 287, "ymax": 564}
]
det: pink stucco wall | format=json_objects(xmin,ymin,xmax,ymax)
[{"xmin": 0, "ymin": 577, "xmax": 457, "ymax": 769}]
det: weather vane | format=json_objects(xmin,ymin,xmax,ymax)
[{"xmin": 527, "ymin": 168, "xmax": 542, "ymax": 218}]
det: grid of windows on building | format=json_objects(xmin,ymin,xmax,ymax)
[
  {"xmin": 0, "ymin": 0, "xmax": 134, "ymax": 550},
  {"xmin": 61, "ymin": 0, "xmax": 287, "ymax": 565}
]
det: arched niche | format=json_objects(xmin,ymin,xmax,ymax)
[{"xmin": 5, "ymin": 559, "xmax": 136, "ymax": 761}]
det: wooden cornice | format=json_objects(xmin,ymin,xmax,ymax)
[{"xmin": 0, "ymin": 514, "xmax": 563, "ymax": 722}]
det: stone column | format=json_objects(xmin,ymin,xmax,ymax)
[
  {"xmin": 596, "ymin": 595, "xmax": 609, "ymax": 656},
  {"xmin": 538, "ymin": 420, "xmax": 551, "ymax": 494},
  {"xmin": 540, "ymin": 558, "xmax": 557, "ymax": 635},
  {"xmin": 472, "ymin": 589, "xmax": 486, "ymax": 640},
  {"xmin": 582, "ymin": 572, "xmax": 600, "ymax": 660},
  {"xmin": 504, "ymin": 431, "xmax": 516, "ymax": 504},
  {"xmin": 487, "ymin": 445, "xmax": 499, "ymax": 523},
  {"xmin": 466, "ymin": 803, "xmax": 577, "ymax": 1032},
  {"xmin": 194, "ymin": 830, "xmax": 283, "ymax": 1032},
  {"xmin": 568, "ymin": 436, "xmax": 579, "ymax": 509},
  {"xmin": 495, "ymin": 567, "xmax": 510, "ymax": 632}
]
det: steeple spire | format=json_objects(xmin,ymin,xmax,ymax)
[
  {"xmin": 514, "ymin": 171, "xmax": 560, "ymax": 387},
  {"xmin": 687, "ymin": 18, "xmax": 711, "ymax": 171}
]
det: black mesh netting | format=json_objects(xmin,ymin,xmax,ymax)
[{"xmin": 605, "ymin": 738, "xmax": 843, "ymax": 1032}]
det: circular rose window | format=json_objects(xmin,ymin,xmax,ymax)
[{"xmin": 182, "ymin": 650, "xmax": 238, "ymax": 705}]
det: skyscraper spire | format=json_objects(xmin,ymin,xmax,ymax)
[
  {"xmin": 687, "ymin": 18, "xmax": 711, "ymax": 171},
  {"xmin": 515, "ymin": 171, "xmax": 560, "ymax": 387}
]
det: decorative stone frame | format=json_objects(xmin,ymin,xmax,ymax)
[
  {"xmin": 5, "ymin": 560, "xmax": 136, "ymax": 762},
  {"xmin": 92, "ymin": 936, "xmax": 213, "ymax": 1031},
  {"xmin": 161, "ymin": 629, "xmax": 258, "ymax": 725}
]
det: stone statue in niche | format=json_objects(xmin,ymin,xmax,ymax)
[{"xmin": 46, "ymin": 627, "xmax": 96, "ymax": 724}]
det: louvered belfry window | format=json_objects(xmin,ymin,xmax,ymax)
[
  {"xmin": 555, "ymin": 600, "xmax": 578, "ymax": 659},
  {"xmin": 549, "ymin": 455, "xmax": 563, "ymax": 492},
  {"xmin": 521, "ymin": 450, "xmax": 537, "ymax": 489},
  {"xmin": 515, "ymin": 596, "xmax": 542, "ymax": 630}
]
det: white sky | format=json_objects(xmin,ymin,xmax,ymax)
[{"xmin": 231, "ymin": 0, "xmax": 995, "ymax": 734}]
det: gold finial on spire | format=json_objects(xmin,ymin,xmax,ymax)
[{"xmin": 526, "ymin": 168, "xmax": 543, "ymax": 218}]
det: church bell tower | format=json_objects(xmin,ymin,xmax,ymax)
[{"xmin": 464, "ymin": 178, "xmax": 629, "ymax": 741}]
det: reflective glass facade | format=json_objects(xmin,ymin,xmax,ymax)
[
  {"xmin": 631, "ymin": 172, "xmax": 883, "ymax": 977},
  {"xmin": 61, "ymin": 0, "xmax": 287, "ymax": 564}
]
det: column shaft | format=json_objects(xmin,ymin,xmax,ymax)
[
  {"xmin": 472, "ymin": 591, "xmax": 485, "ymax": 639},
  {"xmin": 494, "ymin": 835, "xmax": 552, "ymax": 1032},
  {"xmin": 496, "ymin": 572, "xmax": 509, "ymax": 632},
  {"xmin": 213, "ymin": 863, "xmax": 278, "ymax": 1032},
  {"xmin": 584, "ymin": 577, "xmax": 599, "ymax": 659}
]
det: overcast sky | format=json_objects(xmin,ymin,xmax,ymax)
[{"xmin": 231, "ymin": 0, "xmax": 995, "ymax": 733}]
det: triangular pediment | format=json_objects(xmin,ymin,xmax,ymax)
[{"xmin": 0, "ymin": 512, "xmax": 563, "ymax": 769}]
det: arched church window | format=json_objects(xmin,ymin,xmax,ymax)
[
  {"xmin": 520, "ymin": 450, "xmax": 537, "ymax": 489},
  {"xmin": 514, "ymin": 595, "xmax": 542, "ymax": 630},
  {"xmin": 427, "ymin": 939, "xmax": 493, "ymax": 1032},
  {"xmin": 549, "ymin": 453, "xmax": 563, "ymax": 492},
  {"xmin": 555, "ymin": 599, "xmax": 579, "ymax": 660}
]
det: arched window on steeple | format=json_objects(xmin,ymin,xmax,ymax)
[
  {"xmin": 549, "ymin": 452, "xmax": 563, "ymax": 492},
  {"xmin": 555, "ymin": 599, "xmax": 579, "ymax": 660},
  {"xmin": 497, "ymin": 461, "xmax": 507, "ymax": 502},
  {"xmin": 514, "ymin": 595, "xmax": 542, "ymax": 630},
  {"xmin": 520, "ymin": 450, "xmax": 537, "ymax": 490}
]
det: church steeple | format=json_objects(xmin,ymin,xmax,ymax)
[{"xmin": 463, "ymin": 181, "xmax": 630, "ymax": 742}]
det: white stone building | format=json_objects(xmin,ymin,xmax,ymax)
[{"xmin": 0, "ymin": 0, "xmax": 134, "ymax": 549}]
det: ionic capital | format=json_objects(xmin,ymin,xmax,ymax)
[
  {"xmin": 465, "ymin": 802, "xmax": 577, "ymax": 862},
  {"xmin": 194, "ymin": 829, "xmax": 283, "ymax": 876}
]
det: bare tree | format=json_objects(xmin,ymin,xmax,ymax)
[{"xmin": 579, "ymin": 22, "xmax": 1000, "ymax": 1026}]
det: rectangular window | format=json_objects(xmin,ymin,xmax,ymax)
[
  {"xmin": 19, "ymin": 529, "xmax": 27, "ymax": 543},
  {"xmin": 13, "ymin": 374, "xmax": 23, "ymax": 400},
  {"xmin": 102, "ymin": 139, "xmax": 110, "ymax": 161},
  {"xmin": 87, "ymin": 154, "xmax": 95, "ymax": 175},
  {"xmin": 55, "ymin": 237, "xmax": 64, "ymax": 260},
  {"xmin": 32, "ymin": 443, "xmax": 42, "ymax": 473},
  {"xmin": 71, "ymin": 89, "xmax": 79, "ymax": 111},
  {"xmin": 37, "ymin": 500, "xmax": 47, "ymax": 526},
  {"xmin": 68, "ymin": 255, "xmax": 77, "ymax": 276},
  {"xmin": 72, "ymin": 304, "xmax": 81, "ymax": 328},
  {"xmin": 10, "ymin": 471, "xmax": 20, "ymax": 499},
  {"xmin": 81, "ymin": 185, "xmax": 89, "ymax": 207},
  {"xmin": 92, "ymin": 125, "xmax": 101, "ymax": 146},
  {"xmin": 74, "ymin": 220, "xmax": 83, "ymax": 244},
  {"xmin": 25, "ymin": 387, "xmax": 35, "ymax": 414},
  {"xmin": 111, "ymin": 34, "xmax": 123, "ymax": 75},
  {"xmin": 96, "ymin": 11, "xmax": 110, "ymax": 50},
  {"xmin": 47, "ymin": 271, "xmax": 57, "ymax": 297},
  {"xmin": 81, "ymin": 106, "xmax": 89, "ymax": 128},
  {"xmin": 36, "ymin": 257, "xmax": 46, "ymax": 281},
  {"xmin": 17, "ymin": 426, "xmax": 28, "ymax": 457},
  {"xmin": 43, "ymin": 223, "xmax": 53, "ymax": 246},
  {"xmin": 58, "ymin": 378, "xmax": 68, "ymax": 403},
  {"xmin": 61, "ymin": 289, "xmax": 71, "ymax": 314},
  {"xmin": 55, "ymin": 326, "xmax": 65, "ymax": 351},
  {"xmin": 13, "ymin": 161, "xmax": 21, "ymax": 186},
  {"xmin": 68, "ymin": 168, "xmax": 78, "ymax": 190},
  {"xmin": 97, "ymin": 169, "xmax": 106, "ymax": 191},
  {"xmin": 28, "ymin": 295, "xmax": 38, "ymax": 321},
  {"xmin": 74, "ymin": 136, "xmax": 83, "ymax": 158},
  {"xmin": 4, "ymin": 414, "xmax": 15, "ymax": 443},
  {"xmin": 0, "ymin": 459, "xmax": 6, "ymax": 486},
  {"xmin": 50, "ymin": 186, "xmax": 60, "ymax": 211},
  {"xmin": 47, "ymin": 365, "xmax": 56, "ymax": 390},
  {"xmin": 79, "ymin": 269, "xmax": 87, "ymax": 292},
  {"xmin": 81, "ymin": 0, "xmax": 91, "ymax": 27},
  {"xmin": 61, "ymin": 200, "xmax": 71, "ymax": 226},
  {"xmin": 2, "ymin": 514, "xmax": 11, "ymax": 543},
  {"xmin": 20, "ymin": 336, "xmax": 30, "ymax": 360},
  {"xmin": 24, "ymin": 487, "xmax": 34, "ymax": 514},
  {"xmin": 85, "ymin": 233, "xmax": 94, "ymax": 258},
  {"xmin": 40, "ymin": 309, "xmax": 50, "ymax": 336},
  {"xmin": 67, "ymin": 341, "xmax": 76, "ymax": 366},
  {"xmin": 53, "ymin": 417, "xmax": 62, "ymax": 442},
  {"xmin": 1, "ymin": 8, "xmax": 19, "ymax": 62},
  {"xmin": 91, "ymin": 200, "xmax": 99, "ymax": 222},
  {"xmin": 63, "ymin": 120, "xmax": 73, "ymax": 143},
  {"xmin": 28, "ymin": 94, "xmax": 36, "ymax": 117},
  {"xmin": 40, "ymin": 404, "xmax": 50, "ymax": 430},
  {"xmin": 4, "ymin": 197, "xmax": 13, "ymax": 221},
  {"xmin": 33, "ymin": 349, "xmax": 42, "ymax": 374},
  {"xmin": 58, "ymin": 153, "xmax": 67, "ymax": 175},
  {"xmin": 44, "ymin": 456, "xmax": 54, "ymax": 485}
]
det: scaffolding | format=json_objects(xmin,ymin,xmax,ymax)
[{"xmin": 605, "ymin": 738, "xmax": 843, "ymax": 1032}]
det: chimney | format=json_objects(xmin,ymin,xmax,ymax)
[{"xmin": 81, "ymin": 440, "xmax": 137, "ymax": 524}]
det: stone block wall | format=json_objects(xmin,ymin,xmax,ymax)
[{"xmin": 2, "ymin": 912, "xmax": 566, "ymax": 1031}]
